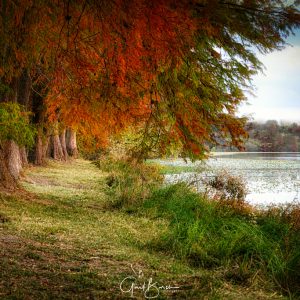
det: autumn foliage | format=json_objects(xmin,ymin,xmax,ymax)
[{"xmin": 0, "ymin": 0, "xmax": 300, "ymax": 166}]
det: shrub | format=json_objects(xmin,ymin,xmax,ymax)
[
  {"xmin": 95, "ymin": 156, "xmax": 162, "ymax": 211},
  {"xmin": 205, "ymin": 170, "xmax": 247, "ymax": 203},
  {"xmin": 0, "ymin": 102, "xmax": 36, "ymax": 147}
]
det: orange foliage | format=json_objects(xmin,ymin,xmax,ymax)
[
  {"xmin": 43, "ymin": 0, "xmax": 197, "ymax": 145},
  {"xmin": 1, "ymin": 0, "xmax": 299, "ymax": 157}
]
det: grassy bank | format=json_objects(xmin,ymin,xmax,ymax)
[
  {"xmin": 0, "ymin": 159, "xmax": 299, "ymax": 299},
  {"xmin": 143, "ymin": 184, "xmax": 300, "ymax": 296}
]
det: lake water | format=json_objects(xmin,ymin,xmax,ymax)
[{"xmin": 159, "ymin": 153, "xmax": 300, "ymax": 207}]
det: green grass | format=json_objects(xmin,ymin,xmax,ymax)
[
  {"xmin": 0, "ymin": 158, "xmax": 295, "ymax": 299},
  {"xmin": 142, "ymin": 183, "xmax": 300, "ymax": 298}
]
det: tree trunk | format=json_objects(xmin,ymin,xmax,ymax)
[
  {"xmin": 7, "ymin": 141, "xmax": 22, "ymax": 180},
  {"xmin": 67, "ymin": 128, "xmax": 78, "ymax": 158},
  {"xmin": 19, "ymin": 146, "xmax": 28, "ymax": 167},
  {"xmin": 34, "ymin": 128, "xmax": 50, "ymax": 165},
  {"xmin": 0, "ymin": 145, "xmax": 18, "ymax": 190},
  {"xmin": 17, "ymin": 69, "xmax": 31, "ymax": 166},
  {"xmin": 0, "ymin": 70, "xmax": 32, "ymax": 187},
  {"xmin": 52, "ymin": 123, "xmax": 65, "ymax": 161},
  {"xmin": 35, "ymin": 131, "xmax": 43, "ymax": 165},
  {"xmin": 52, "ymin": 135, "xmax": 65, "ymax": 160},
  {"xmin": 43, "ymin": 136, "xmax": 50, "ymax": 160},
  {"xmin": 17, "ymin": 69, "xmax": 32, "ymax": 109},
  {"xmin": 0, "ymin": 141, "xmax": 22, "ymax": 190},
  {"xmin": 60, "ymin": 128, "xmax": 69, "ymax": 160}
]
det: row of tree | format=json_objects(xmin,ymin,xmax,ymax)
[
  {"xmin": 0, "ymin": 0, "xmax": 299, "ymax": 189},
  {"xmin": 214, "ymin": 120, "xmax": 300, "ymax": 152},
  {"xmin": 245, "ymin": 120, "xmax": 300, "ymax": 152}
]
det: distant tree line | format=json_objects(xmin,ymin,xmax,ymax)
[{"xmin": 216, "ymin": 120, "xmax": 300, "ymax": 152}]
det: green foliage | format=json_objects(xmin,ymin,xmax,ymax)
[
  {"xmin": 0, "ymin": 102, "xmax": 36, "ymax": 147},
  {"xmin": 0, "ymin": 83, "xmax": 12, "ymax": 96},
  {"xmin": 95, "ymin": 157, "xmax": 162, "ymax": 211},
  {"xmin": 143, "ymin": 184, "xmax": 300, "ymax": 296}
]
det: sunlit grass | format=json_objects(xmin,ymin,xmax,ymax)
[{"xmin": 0, "ymin": 159, "xmax": 207, "ymax": 299}]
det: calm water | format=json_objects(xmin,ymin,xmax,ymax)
[
  {"xmin": 214, "ymin": 152, "xmax": 300, "ymax": 161},
  {"xmin": 160, "ymin": 153, "xmax": 300, "ymax": 207}
]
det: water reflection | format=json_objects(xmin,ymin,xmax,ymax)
[
  {"xmin": 248, "ymin": 192, "xmax": 299, "ymax": 207},
  {"xmin": 214, "ymin": 152, "xmax": 300, "ymax": 160}
]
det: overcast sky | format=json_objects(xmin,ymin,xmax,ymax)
[{"xmin": 237, "ymin": 29, "xmax": 300, "ymax": 123}]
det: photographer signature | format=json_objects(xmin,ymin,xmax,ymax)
[{"xmin": 119, "ymin": 265, "xmax": 180, "ymax": 299}]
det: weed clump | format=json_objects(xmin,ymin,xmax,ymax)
[{"xmin": 205, "ymin": 170, "xmax": 247, "ymax": 203}]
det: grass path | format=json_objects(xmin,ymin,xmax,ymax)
[{"xmin": 0, "ymin": 159, "xmax": 286, "ymax": 299}]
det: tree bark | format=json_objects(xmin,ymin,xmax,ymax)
[
  {"xmin": 60, "ymin": 128, "xmax": 69, "ymax": 160},
  {"xmin": 35, "ymin": 131, "xmax": 44, "ymax": 165},
  {"xmin": 0, "ymin": 141, "xmax": 22, "ymax": 189},
  {"xmin": 67, "ymin": 128, "xmax": 78, "ymax": 158},
  {"xmin": 7, "ymin": 141, "xmax": 22, "ymax": 180},
  {"xmin": 19, "ymin": 146, "xmax": 28, "ymax": 167},
  {"xmin": 52, "ymin": 122, "xmax": 65, "ymax": 161},
  {"xmin": 34, "ymin": 128, "xmax": 50, "ymax": 165},
  {"xmin": 0, "ymin": 145, "xmax": 18, "ymax": 190},
  {"xmin": 52, "ymin": 135, "xmax": 65, "ymax": 160}
]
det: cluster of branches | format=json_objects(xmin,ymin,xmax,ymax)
[{"xmin": 0, "ymin": 0, "xmax": 299, "ymax": 188}]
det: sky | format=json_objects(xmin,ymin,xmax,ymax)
[{"xmin": 237, "ymin": 29, "xmax": 300, "ymax": 123}]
